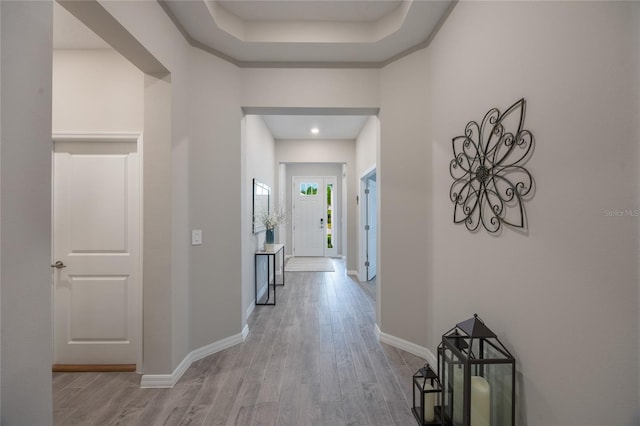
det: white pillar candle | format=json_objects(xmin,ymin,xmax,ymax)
[
  {"xmin": 423, "ymin": 382, "xmax": 435, "ymax": 422},
  {"xmin": 470, "ymin": 376, "xmax": 491, "ymax": 426}
]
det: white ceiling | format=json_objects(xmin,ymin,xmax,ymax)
[
  {"xmin": 217, "ymin": 0, "xmax": 402, "ymax": 23},
  {"xmin": 261, "ymin": 115, "xmax": 370, "ymax": 140},
  {"xmin": 161, "ymin": 0, "xmax": 455, "ymax": 66}
]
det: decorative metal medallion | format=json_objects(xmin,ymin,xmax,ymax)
[{"xmin": 449, "ymin": 99, "xmax": 534, "ymax": 233}]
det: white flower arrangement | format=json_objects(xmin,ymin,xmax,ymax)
[{"xmin": 259, "ymin": 209, "xmax": 288, "ymax": 230}]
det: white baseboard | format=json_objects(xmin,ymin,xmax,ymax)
[
  {"xmin": 140, "ymin": 325, "xmax": 249, "ymax": 388},
  {"xmin": 246, "ymin": 301, "xmax": 255, "ymax": 319},
  {"xmin": 347, "ymin": 270, "xmax": 359, "ymax": 277},
  {"xmin": 375, "ymin": 324, "xmax": 437, "ymax": 367},
  {"xmin": 242, "ymin": 324, "xmax": 249, "ymax": 340}
]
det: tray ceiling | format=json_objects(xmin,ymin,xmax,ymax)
[{"xmin": 161, "ymin": 0, "xmax": 456, "ymax": 67}]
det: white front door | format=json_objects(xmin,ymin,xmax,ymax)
[
  {"xmin": 293, "ymin": 176, "xmax": 339, "ymax": 257},
  {"xmin": 293, "ymin": 176, "xmax": 325, "ymax": 256},
  {"xmin": 53, "ymin": 139, "xmax": 140, "ymax": 366},
  {"xmin": 366, "ymin": 177, "xmax": 377, "ymax": 280}
]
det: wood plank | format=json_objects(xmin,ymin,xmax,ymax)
[
  {"xmin": 201, "ymin": 368, "xmax": 245, "ymax": 425},
  {"xmin": 296, "ymin": 383, "xmax": 322, "ymax": 425},
  {"xmin": 361, "ymin": 382, "xmax": 395, "ymax": 426},
  {"xmin": 275, "ymin": 361, "xmax": 302, "ymax": 426},
  {"xmin": 256, "ymin": 352, "xmax": 286, "ymax": 403},
  {"xmin": 104, "ymin": 388, "xmax": 167, "ymax": 426},
  {"xmin": 59, "ymin": 373, "xmax": 129, "ymax": 425},
  {"xmin": 336, "ymin": 353, "xmax": 369, "ymax": 426},
  {"xmin": 223, "ymin": 375, "xmax": 261, "ymax": 425},
  {"xmin": 319, "ymin": 352, "xmax": 341, "ymax": 402},
  {"xmin": 319, "ymin": 401, "xmax": 347, "ymax": 426},
  {"xmin": 367, "ymin": 348, "xmax": 407, "ymax": 402},
  {"xmin": 387, "ymin": 399, "xmax": 418, "ymax": 426},
  {"xmin": 251, "ymin": 402, "xmax": 280, "ymax": 426},
  {"xmin": 177, "ymin": 404, "xmax": 210, "ymax": 426}
]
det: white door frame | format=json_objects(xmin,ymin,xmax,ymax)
[
  {"xmin": 51, "ymin": 132, "xmax": 144, "ymax": 372},
  {"xmin": 359, "ymin": 165, "xmax": 376, "ymax": 282}
]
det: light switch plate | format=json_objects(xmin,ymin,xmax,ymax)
[{"xmin": 191, "ymin": 229, "xmax": 202, "ymax": 246}]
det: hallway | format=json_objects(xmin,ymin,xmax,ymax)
[{"xmin": 53, "ymin": 260, "xmax": 423, "ymax": 425}]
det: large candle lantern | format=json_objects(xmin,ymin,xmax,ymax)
[
  {"xmin": 438, "ymin": 314, "xmax": 515, "ymax": 426},
  {"xmin": 412, "ymin": 363, "xmax": 442, "ymax": 425}
]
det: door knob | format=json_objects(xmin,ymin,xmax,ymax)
[{"xmin": 51, "ymin": 261, "xmax": 66, "ymax": 269}]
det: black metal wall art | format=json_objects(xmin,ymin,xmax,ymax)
[{"xmin": 449, "ymin": 99, "xmax": 534, "ymax": 234}]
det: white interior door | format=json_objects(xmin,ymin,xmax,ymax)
[
  {"xmin": 366, "ymin": 177, "xmax": 377, "ymax": 280},
  {"xmin": 53, "ymin": 139, "xmax": 140, "ymax": 366},
  {"xmin": 293, "ymin": 176, "xmax": 325, "ymax": 256}
]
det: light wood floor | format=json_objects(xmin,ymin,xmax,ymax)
[{"xmin": 53, "ymin": 259, "xmax": 425, "ymax": 425}]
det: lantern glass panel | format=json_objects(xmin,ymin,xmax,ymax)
[
  {"xmin": 442, "ymin": 346, "xmax": 466, "ymax": 426},
  {"xmin": 413, "ymin": 381, "xmax": 421, "ymax": 420},
  {"xmin": 468, "ymin": 337, "xmax": 480, "ymax": 358},
  {"xmin": 483, "ymin": 363, "xmax": 514, "ymax": 426},
  {"xmin": 481, "ymin": 338, "xmax": 511, "ymax": 360},
  {"xmin": 413, "ymin": 378, "xmax": 427, "ymax": 423},
  {"xmin": 412, "ymin": 366, "xmax": 442, "ymax": 425}
]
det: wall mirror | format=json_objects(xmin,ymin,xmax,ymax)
[{"xmin": 253, "ymin": 179, "xmax": 270, "ymax": 233}]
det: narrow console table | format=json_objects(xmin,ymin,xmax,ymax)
[{"xmin": 255, "ymin": 244, "xmax": 285, "ymax": 306}]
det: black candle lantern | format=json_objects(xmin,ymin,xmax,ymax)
[
  {"xmin": 412, "ymin": 363, "xmax": 443, "ymax": 425},
  {"xmin": 438, "ymin": 314, "xmax": 515, "ymax": 426}
]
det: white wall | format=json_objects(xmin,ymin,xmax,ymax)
[
  {"xmin": 381, "ymin": 2, "xmax": 639, "ymax": 425},
  {"xmin": 186, "ymin": 47, "xmax": 242, "ymax": 350},
  {"xmin": 53, "ymin": 49, "xmax": 143, "ymax": 132},
  {"xmin": 240, "ymin": 68, "xmax": 380, "ymax": 108},
  {"xmin": 1, "ymin": 5, "xmax": 3, "ymax": 420},
  {"xmin": 355, "ymin": 116, "xmax": 378, "ymax": 179},
  {"xmin": 635, "ymin": 5, "xmax": 640, "ymax": 402},
  {"xmin": 143, "ymin": 72, "xmax": 177, "ymax": 373},
  {"xmin": 1, "ymin": 1, "xmax": 53, "ymax": 424},
  {"xmin": 380, "ymin": 45, "xmax": 431, "ymax": 347},
  {"xmin": 276, "ymin": 139, "xmax": 357, "ymax": 270},
  {"xmin": 242, "ymin": 115, "xmax": 276, "ymax": 320}
]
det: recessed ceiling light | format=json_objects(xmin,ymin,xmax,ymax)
[{"xmin": 311, "ymin": 127, "xmax": 319, "ymax": 135}]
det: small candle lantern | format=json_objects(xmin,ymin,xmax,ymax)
[
  {"xmin": 439, "ymin": 314, "xmax": 515, "ymax": 426},
  {"xmin": 412, "ymin": 363, "xmax": 443, "ymax": 425}
]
